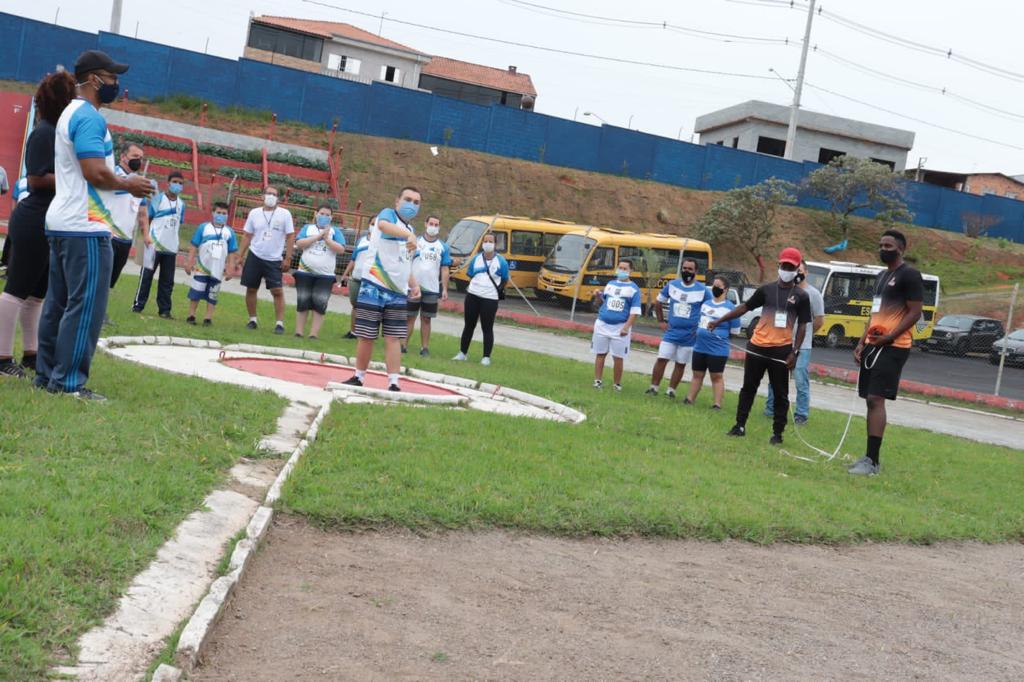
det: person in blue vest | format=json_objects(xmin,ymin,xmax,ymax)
[
  {"xmin": 685, "ymin": 274, "xmax": 740, "ymax": 409},
  {"xmin": 184, "ymin": 201, "xmax": 239, "ymax": 326},
  {"xmin": 133, "ymin": 171, "xmax": 185, "ymax": 318},
  {"xmin": 591, "ymin": 258, "xmax": 643, "ymax": 391},
  {"xmin": 645, "ymin": 258, "xmax": 711, "ymax": 397}
]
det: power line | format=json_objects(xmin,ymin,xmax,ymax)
[
  {"xmin": 300, "ymin": 0, "xmax": 786, "ymax": 81},
  {"xmin": 804, "ymin": 82, "xmax": 1024, "ymax": 152}
]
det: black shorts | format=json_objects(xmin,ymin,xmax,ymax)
[
  {"xmin": 692, "ymin": 350, "xmax": 728, "ymax": 374},
  {"xmin": 241, "ymin": 253, "xmax": 283, "ymax": 290},
  {"xmin": 858, "ymin": 345, "xmax": 911, "ymax": 400},
  {"xmin": 294, "ymin": 274, "xmax": 334, "ymax": 314},
  {"xmin": 3, "ymin": 205, "xmax": 49, "ymax": 300},
  {"xmin": 407, "ymin": 292, "xmax": 439, "ymax": 319}
]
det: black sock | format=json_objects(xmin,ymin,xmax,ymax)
[{"xmin": 866, "ymin": 436, "xmax": 882, "ymax": 465}]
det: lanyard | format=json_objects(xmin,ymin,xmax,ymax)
[
  {"xmin": 263, "ymin": 209, "xmax": 276, "ymax": 229},
  {"xmin": 875, "ymin": 263, "xmax": 903, "ymax": 297}
]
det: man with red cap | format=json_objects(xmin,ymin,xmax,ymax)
[{"xmin": 708, "ymin": 247, "xmax": 812, "ymax": 445}]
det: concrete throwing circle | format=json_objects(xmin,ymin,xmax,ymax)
[{"xmin": 99, "ymin": 336, "xmax": 586, "ymax": 423}]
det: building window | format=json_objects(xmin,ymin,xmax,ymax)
[
  {"xmin": 756, "ymin": 136, "xmax": 786, "ymax": 157},
  {"xmin": 731, "ymin": 137, "xmax": 739, "ymax": 148},
  {"xmin": 327, "ymin": 53, "xmax": 361, "ymax": 75},
  {"xmin": 247, "ymin": 24, "xmax": 323, "ymax": 62},
  {"xmin": 380, "ymin": 65, "xmax": 400, "ymax": 83},
  {"xmin": 716, "ymin": 140, "xmax": 725, "ymax": 146},
  {"xmin": 1006, "ymin": 192, "xmax": 1019, "ymax": 199},
  {"xmin": 870, "ymin": 157, "xmax": 896, "ymax": 170},
  {"xmin": 818, "ymin": 148, "xmax": 846, "ymax": 164}
]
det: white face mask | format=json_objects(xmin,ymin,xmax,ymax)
[
  {"xmin": 426, "ymin": 225, "xmax": 440, "ymax": 237},
  {"xmin": 264, "ymin": 194, "xmax": 278, "ymax": 208},
  {"xmin": 481, "ymin": 242, "xmax": 495, "ymax": 254},
  {"xmin": 778, "ymin": 268, "xmax": 797, "ymax": 283}
]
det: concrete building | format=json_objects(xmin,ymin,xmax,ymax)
[
  {"xmin": 911, "ymin": 169, "xmax": 1024, "ymax": 199},
  {"xmin": 694, "ymin": 100, "xmax": 915, "ymax": 171},
  {"xmin": 244, "ymin": 16, "xmax": 537, "ymax": 109}
]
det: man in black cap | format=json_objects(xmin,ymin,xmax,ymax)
[{"xmin": 36, "ymin": 50, "xmax": 152, "ymax": 400}]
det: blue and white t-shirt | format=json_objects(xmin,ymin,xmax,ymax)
[
  {"xmin": 411, "ymin": 236, "xmax": 452, "ymax": 294},
  {"xmin": 657, "ymin": 279, "xmax": 711, "ymax": 346},
  {"xmin": 189, "ymin": 222, "xmax": 238, "ymax": 281},
  {"xmin": 45, "ymin": 98, "xmax": 116, "ymax": 237},
  {"xmin": 693, "ymin": 298, "xmax": 741, "ymax": 357},
  {"xmin": 296, "ymin": 223, "xmax": 345, "ymax": 279},
  {"xmin": 148, "ymin": 192, "xmax": 185, "ymax": 254},
  {"xmin": 363, "ymin": 208, "xmax": 415, "ymax": 295},
  {"xmin": 109, "ymin": 165, "xmax": 147, "ymax": 244},
  {"xmin": 594, "ymin": 280, "xmax": 643, "ymax": 337},
  {"xmin": 465, "ymin": 253, "xmax": 510, "ymax": 301},
  {"xmin": 12, "ymin": 177, "xmax": 29, "ymax": 204},
  {"xmin": 350, "ymin": 234, "xmax": 371, "ymax": 281}
]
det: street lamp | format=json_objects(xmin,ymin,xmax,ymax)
[{"xmin": 583, "ymin": 111, "xmax": 607, "ymax": 124}]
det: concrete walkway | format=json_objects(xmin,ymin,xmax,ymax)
[{"xmin": 123, "ymin": 262, "xmax": 1024, "ymax": 450}]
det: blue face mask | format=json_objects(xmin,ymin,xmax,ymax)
[
  {"xmin": 168, "ymin": 182, "xmax": 183, "ymax": 195},
  {"xmin": 398, "ymin": 200, "xmax": 419, "ymax": 221},
  {"xmin": 212, "ymin": 213, "xmax": 227, "ymax": 226},
  {"xmin": 316, "ymin": 214, "xmax": 331, "ymax": 228},
  {"xmin": 616, "ymin": 269, "xmax": 629, "ymax": 281}
]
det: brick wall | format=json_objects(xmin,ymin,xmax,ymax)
[
  {"xmin": 243, "ymin": 47, "xmax": 320, "ymax": 74},
  {"xmin": 964, "ymin": 174, "xmax": 1024, "ymax": 200}
]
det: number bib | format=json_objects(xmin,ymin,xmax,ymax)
[
  {"xmin": 699, "ymin": 315, "xmax": 712, "ymax": 330},
  {"xmin": 607, "ymin": 297, "xmax": 625, "ymax": 313},
  {"xmin": 871, "ymin": 296, "xmax": 882, "ymax": 314},
  {"xmin": 208, "ymin": 240, "xmax": 225, "ymax": 259},
  {"xmin": 774, "ymin": 311, "xmax": 788, "ymax": 328},
  {"xmin": 673, "ymin": 302, "xmax": 691, "ymax": 318}
]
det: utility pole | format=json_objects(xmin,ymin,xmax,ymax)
[
  {"xmin": 110, "ymin": 0, "xmax": 124, "ymax": 34},
  {"xmin": 994, "ymin": 282, "xmax": 1019, "ymax": 397},
  {"xmin": 784, "ymin": 0, "xmax": 816, "ymax": 160}
]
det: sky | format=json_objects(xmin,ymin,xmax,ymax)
[{"xmin": 3, "ymin": 0, "xmax": 1023, "ymax": 173}]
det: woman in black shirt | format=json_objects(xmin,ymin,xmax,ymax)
[{"xmin": 0, "ymin": 72, "xmax": 76, "ymax": 377}]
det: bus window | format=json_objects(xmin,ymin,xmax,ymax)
[
  {"xmin": 542, "ymin": 232, "xmax": 562, "ymax": 255},
  {"xmin": 805, "ymin": 265, "xmax": 828, "ymax": 293},
  {"xmin": 490, "ymin": 231, "xmax": 508, "ymax": 254},
  {"xmin": 587, "ymin": 247, "xmax": 616, "ymax": 272},
  {"xmin": 922, "ymin": 280, "xmax": 938, "ymax": 307},
  {"xmin": 544, "ymin": 234, "xmax": 595, "ymax": 274},
  {"xmin": 446, "ymin": 219, "xmax": 489, "ymax": 257},
  {"xmin": 852, "ymin": 274, "xmax": 876, "ymax": 300},
  {"xmin": 511, "ymin": 230, "xmax": 543, "ymax": 256}
]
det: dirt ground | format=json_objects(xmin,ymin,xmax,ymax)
[{"xmin": 192, "ymin": 515, "xmax": 1024, "ymax": 681}]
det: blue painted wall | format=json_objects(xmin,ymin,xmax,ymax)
[{"xmin": 2, "ymin": 11, "xmax": 1022, "ymax": 242}]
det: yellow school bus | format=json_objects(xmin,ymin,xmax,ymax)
[
  {"xmin": 447, "ymin": 215, "xmax": 585, "ymax": 291},
  {"xmin": 536, "ymin": 228, "xmax": 713, "ymax": 312}
]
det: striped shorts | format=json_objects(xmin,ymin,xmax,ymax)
[{"xmin": 354, "ymin": 280, "xmax": 408, "ymax": 339}]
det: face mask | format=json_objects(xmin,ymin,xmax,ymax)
[
  {"xmin": 481, "ymin": 242, "xmax": 495, "ymax": 254},
  {"xmin": 879, "ymin": 249, "xmax": 899, "ymax": 264},
  {"xmin": 712, "ymin": 286, "xmax": 725, "ymax": 298},
  {"xmin": 168, "ymin": 182, "xmax": 183, "ymax": 195},
  {"xmin": 778, "ymin": 268, "xmax": 798, "ymax": 283},
  {"xmin": 95, "ymin": 77, "xmax": 120, "ymax": 104},
  {"xmin": 616, "ymin": 269, "xmax": 630, "ymax": 281},
  {"xmin": 681, "ymin": 271, "xmax": 695, "ymax": 283},
  {"xmin": 426, "ymin": 225, "xmax": 440, "ymax": 237},
  {"xmin": 212, "ymin": 213, "xmax": 227, "ymax": 226},
  {"xmin": 127, "ymin": 158, "xmax": 142, "ymax": 172},
  {"xmin": 264, "ymin": 194, "xmax": 278, "ymax": 208},
  {"xmin": 316, "ymin": 214, "xmax": 331, "ymax": 228},
  {"xmin": 398, "ymin": 200, "xmax": 419, "ymax": 221}
]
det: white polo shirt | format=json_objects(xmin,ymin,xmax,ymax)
[{"xmin": 243, "ymin": 205, "xmax": 295, "ymax": 261}]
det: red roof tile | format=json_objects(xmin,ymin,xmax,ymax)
[
  {"xmin": 422, "ymin": 56, "xmax": 537, "ymax": 97},
  {"xmin": 252, "ymin": 16, "xmax": 424, "ymax": 55}
]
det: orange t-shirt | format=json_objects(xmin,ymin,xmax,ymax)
[
  {"xmin": 746, "ymin": 282, "xmax": 812, "ymax": 348},
  {"xmin": 867, "ymin": 264, "xmax": 924, "ymax": 349}
]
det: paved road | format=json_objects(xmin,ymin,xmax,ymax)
[{"xmin": 471, "ymin": 290, "xmax": 1024, "ymax": 400}]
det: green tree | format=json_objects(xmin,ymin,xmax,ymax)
[
  {"xmin": 696, "ymin": 178, "xmax": 796, "ymax": 282},
  {"xmin": 803, "ymin": 156, "xmax": 913, "ymax": 242}
]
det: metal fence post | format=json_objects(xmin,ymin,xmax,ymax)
[{"xmin": 994, "ymin": 282, "xmax": 1019, "ymax": 397}]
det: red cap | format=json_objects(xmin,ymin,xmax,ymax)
[{"xmin": 778, "ymin": 247, "xmax": 802, "ymax": 267}]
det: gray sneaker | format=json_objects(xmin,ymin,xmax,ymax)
[{"xmin": 847, "ymin": 457, "xmax": 880, "ymax": 476}]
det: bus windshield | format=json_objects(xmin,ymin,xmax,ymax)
[
  {"xmin": 544, "ymin": 234, "xmax": 596, "ymax": 274},
  {"xmin": 446, "ymin": 219, "xmax": 489, "ymax": 257},
  {"xmin": 806, "ymin": 265, "xmax": 828, "ymax": 293}
]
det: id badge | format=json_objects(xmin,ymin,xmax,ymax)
[
  {"xmin": 699, "ymin": 315, "xmax": 712, "ymax": 330},
  {"xmin": 774, "ymin": 311, "xmax": 788, "ymax": 328},
  {"xmin": 208, "ymin": 241, "xmax": 225, "ymax": 259},
  {"xmin": 871, "ymin": 296, "xmax": 882, "ymax": 314},
  {"xmin": 673, "ymin": 302, "xmax": 691, "ymax": 318},
  {"xmin": 261, "ymin": 229, "xmax": 273, "ymax": 241}
]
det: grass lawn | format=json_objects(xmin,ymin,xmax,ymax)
[{"xmin": 0, "ymin": 276, "xmax": 294, "ymax": 680}]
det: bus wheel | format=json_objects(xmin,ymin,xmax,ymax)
[
  {"xmin": 826, "ymin": 324, "xmax": 845, "ymax": 348},
  {"xmin": 745, "ymin": 317, "xmax": 759, "ymax": 340},
  {"xmin": 535, "ymin": 290, "xmax": 554, "ymax": 302}
]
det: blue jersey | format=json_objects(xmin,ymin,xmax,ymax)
[
  {"xmin": 596, "ymin": 280, "xmax": 643, "ymax": 326},
  {"xmin": 693, "ymin": 299, "xmax": 741, "ymax": 357},
  {"xmin": 657, "ymin": 280, "xmax": 711, "ymax": 346}
]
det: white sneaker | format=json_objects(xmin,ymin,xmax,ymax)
[
  {"xmin": 452, "ymin": 352, "xmax": 467, "ymax": 361},
  {"xmin": 593, "ymin": 379, "xmax": 603, "ymax": 389},
  {"xmin": 480, "ymin": 357, "xmax": 491, "ymax": 366},
  {"xmin": 613, "ymin": 384, "xmax": 622, "ymax": 392}
]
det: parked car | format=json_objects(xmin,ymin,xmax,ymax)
[
  {"xmin": 922, "ymin": 315, "xmax": 1004, "ymax": 356},
  {"xmin": 989, "ymin": 328, "xmax": 1024, "ymax": 367}
]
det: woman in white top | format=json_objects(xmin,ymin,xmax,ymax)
[{"xmin": 452, "ymin": 232, "xmax": 510, "ymax": 365}]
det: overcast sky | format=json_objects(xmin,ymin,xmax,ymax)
[{"xmin": 4, "ymin": 0, "xmax": 1023, "ymax": 173}]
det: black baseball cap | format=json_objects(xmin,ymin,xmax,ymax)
[{"xmin": 74, "ymin": 50, "xmax": 129, "ymax": 79}]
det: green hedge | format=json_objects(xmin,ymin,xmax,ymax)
[
  {"xmin": 267, "ymin": 172, "xmax": 330, "ymax": 193},
  {"xmin": 114, "ymin": 133, "xmax": 329, "ymax": 171},
  {"xmin": 115, "ymin": 131, "xmax": 190, "ymax": 154}
]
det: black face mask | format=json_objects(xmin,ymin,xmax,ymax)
[
  {"xmin": 879, "ymin": 249, "xmax": 899, "ymax": 264},
  {"xmin": 681, "ymin": 271, "xmax": 695, "ymax": 283},
  {"xmin": 127, "ymin": 158, "xmax": 142, "ymax": 172},
  {"xmin": 711, "ymin": 286, "xmax": 725, "ymax": 298}
]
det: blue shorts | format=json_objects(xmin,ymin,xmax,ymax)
[
  {"xmin": 354, "ymin": 281, "xmax": 408, "ymax": 339},
  {"xmin": 187, "ymin": 275, "xmax": 221, "ymax": 304}
]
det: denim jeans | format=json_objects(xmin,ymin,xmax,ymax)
[{"xmin": 766, "ymin": 348, "xmax": 812, "ymax": 419}]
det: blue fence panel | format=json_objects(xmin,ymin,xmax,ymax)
[
  {"xmin": 933, "ymin": 188, "xmax": 982, "ymax": 234},
  {"xmin": 596, "ymin": 126, "xmax": 656, "ymax": 178},
  {"xmin": 426, "ymin": 97, "xmax": 491, "ymax": 152},
  {"xmin": 701, "ymin": 144, "xmax": 758, "ymax": 191},
  {"xmin": 903, "ymin": 181, "xmax": 943, "ymax": 229},
  {"xmin": 485, "ymin": 106, "xmax": 548, "ymax": 162},
  {"xmin": 751, "ymin": 154, "xmax": 805, "ymax": 186},
  {"xmin": 543, "ymin": 116, "xmax": 601, "ymax": 171},
  {"xmin": 235, "ymin": 59, "xmax": 304, "ymax": 120},
  {"xmin": 0, "ymin": 13, "xmax": 25, "ymax": 80},
  {"xmin": 651, "ymin": 139, "xmax": 706, "ymax": 189},
  {"xmin": 97, "ymin": 33, "xmax": 172, "ymax": 100},
  {"xmin": 362, "ymin": 82, "xmax": 432, "ymax": 140},
  {"xmin": 981, "ymin": 194, "xmax": 1024, "ymax": 241},
  {"xmin": 167, "ymin": 48, "xmax": 239, "ymax": 107},
  {"xmin": 299, "ymin": 72, "xmax": 369, "ymax": 131},
  {"xmin": 15, "ymin": 18, "xmax": 96, "ymax": 82}
]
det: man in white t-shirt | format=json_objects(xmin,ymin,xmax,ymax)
[
  {"xmin": 765, "ymin": 260, "xmax": 825, "ymax": 424},
  {"xmin": 237, "ymin": 186, "xmax": 294, "ymax": 334},
  {"xmin": 406, "ymin": 214, "xmax": 452, "ymax": 356}
]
